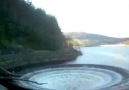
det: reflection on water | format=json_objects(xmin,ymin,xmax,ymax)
[{"xmin": 66, "ymin": 46, "xmax": 129, "ymax": 70}]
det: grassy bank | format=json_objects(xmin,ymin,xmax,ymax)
[{"xmin": 0, "ymin": 49, "xmax": 81, "ymax": 69}]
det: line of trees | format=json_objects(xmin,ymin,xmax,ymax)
[{"xmin": 0, "ymin": 0, "xmax": 65, "ymax": 51}]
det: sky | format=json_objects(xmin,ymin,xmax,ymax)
[{"xmin": 31, "ymin": 0, "xmax": 129, "ymax": 38}]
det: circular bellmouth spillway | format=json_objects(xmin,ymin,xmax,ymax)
[{"xmin": 14, "ymin": 64, "xmax": 129, "ymax": 90}]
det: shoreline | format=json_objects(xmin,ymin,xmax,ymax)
[
  {"xmin": 100, "ymin": 44, "xmax": 126, "ymax": 47},
  {"xmin": 0, "ymin": 48, "xmax": 81, "ymax": 69}
]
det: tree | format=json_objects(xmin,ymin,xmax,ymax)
[{"xmin": 0, "ymin": 0, "xmax": 65, "ymax": 51}]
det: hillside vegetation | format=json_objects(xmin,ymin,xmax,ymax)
[
  {"xmin": 0, "ymin": 0, "xmax": 82, "ymax": 68},
  {"xmin": 0, "ymin": 0, "xmax": 64, "ymax": 51}
]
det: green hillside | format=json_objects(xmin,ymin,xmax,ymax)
[{"xmin": 0, "ymin": 0, "xmax": 64, "ymax": 51}]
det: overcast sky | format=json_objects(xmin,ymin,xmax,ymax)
[{"xmin": 31, "ymin": 0, "xmax": 129, "ymax": 38}]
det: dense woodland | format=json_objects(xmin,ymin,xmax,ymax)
[{"xmin": 0, "ymin": 0, "xmax": 65, "ymax": 51}]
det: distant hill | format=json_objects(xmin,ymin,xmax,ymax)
[
  {"xmin": 122, "ymin": 40, "xmax": 129, "ymax": 45},
  {"xmin": 64, "ymin": 32, "xmax": 129, "ymax": 46}
]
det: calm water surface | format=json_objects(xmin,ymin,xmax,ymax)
[{"xmin": 66, "ymin": 46, "xmax": 129, "ymax": 70}]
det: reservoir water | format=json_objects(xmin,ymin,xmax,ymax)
[{"xmin": 66, "ymin": 45, "xmax": 129, "ymax": 70}]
